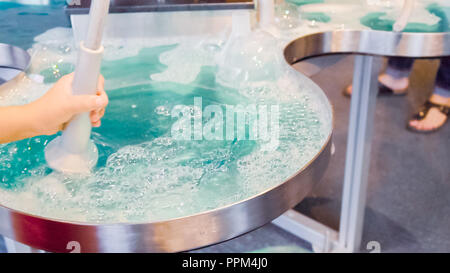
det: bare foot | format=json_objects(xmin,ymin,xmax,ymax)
[
  {"xmin": 344, "ymin": 85, "xmax": 353, "ymax": 96},
  {"xmin": 409, "ymin": 94, "xmax": 450, "ymax": 132},
  {"xmin": 378, "ymin": 73, "xmax": 409, "ymax": 94},
  {"xmin": 344, "ymin": 73, "xmax": 409, "ymax": 96}
]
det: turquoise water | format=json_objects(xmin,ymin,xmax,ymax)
[
  {"xmin": 0, "ymin": 0, "xmax": 69, "ymax": 49},
  {"xmin": 303, "ymin": 12, "xmax": 331, "ymax": 23},
  {"xmin": 293, "ymin": 0, "xmax": 450, "ymax": 33},
  {"xmin": 0, "ymin": 29, "xmax": 330, "ymax": 223},
  {"xmin": 286, "ymin": 0, "xmax": 324, "ymax": 6},
  {"xmin": 360, "ymin": 3, "xmax": 450, "ymax": 32},
  {"xmin": 0, "ymin": 51, "xmax": 256, "ymax": 188}
]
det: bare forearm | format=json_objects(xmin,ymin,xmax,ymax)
[
  {"xmin": 0, "ymin": 73, "xmax": 108, "ymax": 144},
  {"xmin": 0, "ymin": 104, "xmax": 38, "ymax": 144}
]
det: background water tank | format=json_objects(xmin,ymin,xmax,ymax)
[{"xmin": 0, "ymin": 43, "xmax": 30, "ymax": 86}]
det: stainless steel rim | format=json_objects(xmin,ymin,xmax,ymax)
[
  {"xmin": 0, "ymin": 43, "xmax": 31, "ymax": 87},
  {"xmin": 0, "ymin": 43, "xmax": 30, "ymax": 71},
  {"xmin": 65, "ymin": 0, "xmax": 255, "ymax": 14},
  {"xmin": 284, "ymin": 30, "xmax": 450, "ymax": 64}
]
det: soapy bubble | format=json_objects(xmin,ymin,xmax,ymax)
[
  {"xmin": 275, "ymin": 2, "xmax": 302, "ymax": 30},
  {"xmin": 0, "ymin": 26, "xmax": 331, "ymax": 223},
  {"xmin": 216, "ymin": 30, "xmax": 284, "ymax": 88}
]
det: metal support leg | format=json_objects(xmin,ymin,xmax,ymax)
[
  {"xmin": 272, "ymin": 210, "xmax": 342, "ymax": 252},
  {"xmin": 4, "ymin": 237, "xmax": 43, "ymax": 253},
  {"xmin": 4, "ymin": 237, "xmax": 32, "ymax": 253},
  {"xmin": 273, "ymin": 55, "xmax": 380, "ymax": 253},
  {"xmin": 339, "ymin": 55, "xmax": 380, "ymax": 252}
]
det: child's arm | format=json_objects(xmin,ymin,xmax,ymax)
[
  {"xmin": 0, "ymin": 73, "xmax": 108, "ymax": 144},
  {"xmin": 0, "ymin": 104, "xmax": 38, "ymax": 143}
]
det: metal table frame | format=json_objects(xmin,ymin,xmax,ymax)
[{"xmin": 273, "ymin": 30, "xmax": 450, "ymax": 253}]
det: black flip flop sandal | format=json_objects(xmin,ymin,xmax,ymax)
[
  {"xmin": 342, "ymin": 82, "xmax": 407, "ymax": 98},
  {"xmin": 407, "ymin": 100, "xmax": 450, "ymax": 134}
]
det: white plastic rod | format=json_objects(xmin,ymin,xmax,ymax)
[
  {"xmin": 60, "ymin": 43, "xmax": 103, "ymax": 151},
  {"xmin": 231, "ymin": 10, "xmax": 251, "ymax": 37},
  {"xmin": 393, "ymin": 0, "xmax": 415, "ymax": 32},
  {"xmin": 45, "ymin": 0, "xmax": 110, "ymax": 173},
  {"xmin": 258, "ymin": 0, "xmax": 275, "ymax": 28},
  {"xmin": 85, "ymin": 0, "xmax": 110, "ymax": 50}
]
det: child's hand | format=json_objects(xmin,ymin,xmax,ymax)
[{"xmin": 30, "ymin": 73, "xmax": 109, "ymax": 136}]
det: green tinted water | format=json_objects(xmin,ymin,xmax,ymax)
[{"xmin": 0, "ymin": 29, "xmax": 331, "ymax": 223}]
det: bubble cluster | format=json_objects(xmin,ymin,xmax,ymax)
[
  {"xmin": 275, "ymin": 2, "xmax": 302, "ymax": 30},
  {"xmin": 216, "ymin": 30, "xmax": 284, "ymax": 88},
  {"xmin": 0, "ymin": 27, "xmax": 331, "ymax": 224}
]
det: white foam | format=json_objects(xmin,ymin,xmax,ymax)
[
  {"xmin": 0, "ymin": 23, "xmax": 332, "ymax": 223},
  {"xmin": 151, "ymin": 38, "xmax": 219, "ymax": 84},
  {"xmin": 379, "ymin": 1, "xmax": 441, "ymax": 26}
]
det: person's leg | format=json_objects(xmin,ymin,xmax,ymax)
[
  {"xmin": 345, "ymin": 57, "xmax": 413, "ymax": 95},
  {"xmin": 379, "ymin": 57, "xmax": 413, "ymax": 92},
  {"xmin": 434, "ymin": 57, "xmax": 450, "ymax": 98},
  {"xmin": 384, "ymin": 57, "xmax": 414, "ymax": 73},
  {"xmin": 408, "ymin": 57, "xmax": 450, "ymax": 132}
]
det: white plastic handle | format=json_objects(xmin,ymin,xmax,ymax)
[
  {"xmin": 258, "ymin": 0, "xmax": 275, "ymax": 28},
  {"xmin": 393, "ymin": 0, "xmax": 415, "ymax": 32},
  {"xmin": 61, "ymin": 42, "xmax": 104, "ymax": 153},
  {"xmin": 45, "ymin": 0, "xmax": 110, "ymax": 173}
]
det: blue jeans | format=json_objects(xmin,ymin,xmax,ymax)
[{"xmin": 385, "ymin": 57, "xmax": 450, "ymax": 98}]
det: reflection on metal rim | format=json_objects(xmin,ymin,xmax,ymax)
[
  {"xmin": 0, "ymin": 43, "xmax": 30, "ymax": 71},
  {"xmin": 0, "ymin": 43, "xmax": 31, "ymax": 87},
  {"xmin": 66, "ymin": 0, "xmax": 255, "ymax": 14},
  {"xmin": 284, "ymin": 30, "xmax": 450, "ymax": 64}
]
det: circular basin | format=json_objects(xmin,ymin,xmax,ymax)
[{"xmin": 0, "ymin": 30, "xmax": 333, "ymax": 252}]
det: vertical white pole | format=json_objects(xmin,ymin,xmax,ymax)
[
  {"xmin": 231, "ymin": 10, "xmax": 251, "ymax": 37},
  {"xmin": 45, "ymin": 0, "xmax": 110, "ymax": 173},
  {"xmin": 339, "ymin": 55, "xmax": 380, "ymax": 252},
  {"xmin": 4, "ymin": 237, "xmax": 36, "ymax": 253},
  {"xmin": 258, "ymin": 0, "xmax": 275, "ymax": 28},
  {"xmin": 393, "ymin": 0, "xmax": 415, "ymax": 32}
]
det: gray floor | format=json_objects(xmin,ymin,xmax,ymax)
[
  {"xmin": 294, "ymin": 55, "xmax": 450, "ymax": 253},
  {"xmin": 201, "ymin": 55, "xmax": 450, "ymax": 253},
  {"xmin": 1, "ymin": 55, "xmax": 448, "ymax": 253}
]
